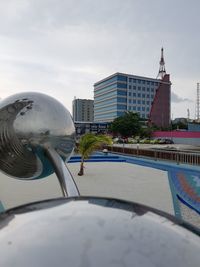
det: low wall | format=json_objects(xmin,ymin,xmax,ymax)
[
  {"xmin": 153, "ymin": 131, "xmax": 200, "ymax": 146},
  {"xmin": 105, "ymin": 145, "xmax": 200, "ymax": 166}
]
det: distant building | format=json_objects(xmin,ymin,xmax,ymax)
[
  {"xmin": 94, "ymin": 72, "xmax": 171, "ymax": 128},
  {"xmin": 72, "ymin": 98, "xmax": 94, "ymax": 122}
]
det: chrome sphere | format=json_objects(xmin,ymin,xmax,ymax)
[
  {"xmin": 0, "ymin": 92, "xmax": 75, "ymax": 179},
  {"xmin": 0, "ymin": 197, "xmax": 199, "ymax": 267}
]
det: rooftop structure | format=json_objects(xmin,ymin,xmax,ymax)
[{"xmin": 157, "ymin": 47, "xmax": 166, "ymax": 79}]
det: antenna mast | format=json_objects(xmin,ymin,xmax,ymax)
[
  {"xmin": 157, "ymin": 47, "xmax": 166, "ymax": 79},
  {"xmin": 196, "ymin": 83, "xmax": 200, "ymax": 121}
]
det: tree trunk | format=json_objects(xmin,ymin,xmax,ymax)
[{"xmin": 78, "ymin": 161, "xmax": 84, "ymax": 176}]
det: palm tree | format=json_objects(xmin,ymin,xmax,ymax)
[{"xmin": 78, "ymin": 133, "xmax": 112, "ymax": 176}]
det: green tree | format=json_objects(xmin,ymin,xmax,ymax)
[
  {"xmin": 109, "ymin": 112, "xmax": 142, "ymax": 137},
  {"xmin": 78, "ymin": 133, "xmax": 112, "ymax": 176}
]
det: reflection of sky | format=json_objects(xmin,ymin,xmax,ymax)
[{"xmin": 0, "ymin": 1, "xmax": 199, "ymax": 118}]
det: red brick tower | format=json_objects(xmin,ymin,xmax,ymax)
[{"xmin": 149, "ymin": 48, "xmax": 171, "ymax": 128}]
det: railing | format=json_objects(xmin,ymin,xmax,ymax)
[{"xmin": 104, "ymin": 145, "xmax": 200, "ymax": 166}]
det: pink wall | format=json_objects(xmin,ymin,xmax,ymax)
[{"xmin": 153, "ymin": 131, "xmax": 200, "ymax": 138}]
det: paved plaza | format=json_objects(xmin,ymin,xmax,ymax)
[
  {"xmin": 0, "ymin": 161, "xmax": 173, "ymax": 213},
  {"xmin": 0, "ymin": 155, "xmax": 199, "ymax": 228}
]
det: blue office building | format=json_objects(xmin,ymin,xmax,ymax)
[{"xmin": 94, "ymin": 72, "xmax": 161, "ymax": 122}]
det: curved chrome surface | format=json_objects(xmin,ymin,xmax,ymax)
[
  {"xmin": 45, "ymin": 147, "xmax": 79, "ymax": 197},
  {"xmin": 0, "ymin": 92, "xmax": 75, "ymax": 180},
  {"xmin": 0, "ymin": 197, "xmax": 199, "ymax": 267}
]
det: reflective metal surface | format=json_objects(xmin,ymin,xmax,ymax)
[
  {"xmin": 0, "ymin": 92, "xmax": 75, "ymax": 179},
  {"xmin": 45, "ymin": 147, "xmax": 79, "ymax": 197},
  {"xmin": 0, "ymin": 197, "xmax": 199, "ymax": 267}
]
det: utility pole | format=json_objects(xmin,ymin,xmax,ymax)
[{"xmin": 187, "ymin": 108, "xmax": 190, "ymax": 121}]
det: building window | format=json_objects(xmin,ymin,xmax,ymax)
[
  {"xmin": 129, "ymin": 99, "xmax": 131, "ymax": 103},
  {"xmin": 118, "ymin": 83, "xmax": 127, "ymax": 89},
  {"xmin": 142, "ymin": 80, "xmax": 145, "ymax": 84},
  {"xmin": 142, "ymin": 107, "xmax": 145, "ymax": 111},
  {"xmin": 142, "ymin": 87, "xmax": 145, "ymax": 91},
  {"xmin": 117, "ymin": 104, "xmax": 127, "ymax": 109},
  {"xmin": 118, "ymin": 75, "xmax": 127, "ymax": 82},
  {"xmin": 146, "ymin": 101, "xmax": 150, "ymax": 105},
  {"xmin": 129, "ymin": 85, "xmax": 131, "ymax": 89},
  {"xmin": 133, "ymin": 106, "xmax": 136, "ymax": 110},
  {"xmin": 138, "ymin": 80, "xmax": 141, "ymax": 84},
  {"xmin": 137, "ymin": 100, "xmax": 141, "ymax": 104},
  {"xmin": 142, "ymin": 94, "xmax": 145, "ymax": 98},
  {"xmin": 147, "ymin": 94, "xmax": 150, "ymax": 98},
  {"xmin": 151, "ymin": 88, "xmax": 154, "ymax": 92},
  {"xmin": 147, "ymin": 88, "xmax": 150, "ymax": 92},
  {"xmin": 138, "ymin": 86, "xmax": 141, "ymax": 90},
  {"xmin": 117, "ymin": 97, "xmax": 127, "ymax": 103},
  {"xmin": 133, "ymin": 93, "xmax": 136, "ymax": 97},
  {"xmin": 142, "ymin": 100, "xmax": 145, "ymax": 104},
  {"xmin": 133, "ymin": 86, "xmax": 136, "ymax": 90},
  {"xmin": 138, "ymin": 93, "xmax": 141, "ymax": 97},
  {"xmin": 133, "ymin": 99, "xmax": 136, "ymax": 103},
  {"xmin": 137, "ymin": 106, "xmax": 141, "ymax": 111}
]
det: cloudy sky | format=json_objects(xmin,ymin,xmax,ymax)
[{"xmin": 0, "ymin": 0, "xmax": 199, "ymax": 118}]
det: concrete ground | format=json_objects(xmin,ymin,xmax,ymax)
[
  {"xmin": 0, "ymin": 161, "xmax": 174, "ymax": 215},
  {"xmin": 68, "ymin": 162, "xmax": 174, "ymax": 214}
]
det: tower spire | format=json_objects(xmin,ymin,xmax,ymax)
[{"xmin": 157, "ymin": 47, "xmax": 166, "ymax": 79}]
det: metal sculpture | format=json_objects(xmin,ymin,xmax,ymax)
[{"xmin": 0, "ymin": 92, "xmax": 79, "ymax": 196}]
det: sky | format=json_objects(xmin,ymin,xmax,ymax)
[{"xmin": 0, "ymin": 0, "xmax": 199, "ymax": 119}]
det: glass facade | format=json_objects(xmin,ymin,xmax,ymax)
[{"xmin": 94, "ymin": 73, "xmax": 161, "ymax": 122}]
